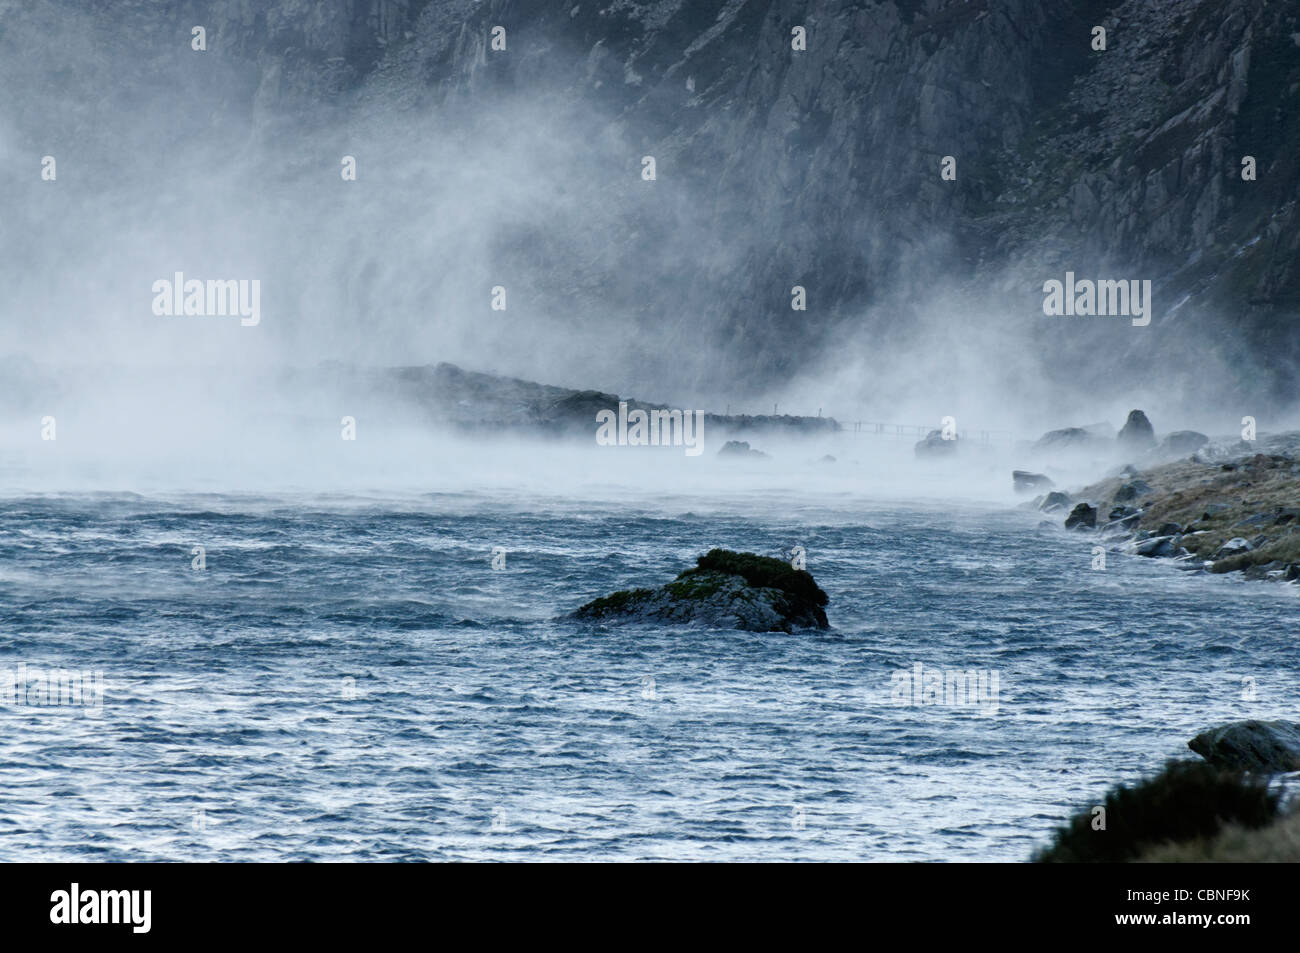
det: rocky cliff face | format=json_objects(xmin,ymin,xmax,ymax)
[
  {"xmin": 378, "ymin": 0, "xmax": 1300, "ymax": 399},
  {"xmin": 4, "ymin": 0, "xmax": 1297, "ymax": 402}
]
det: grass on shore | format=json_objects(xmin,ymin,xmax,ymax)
[
  {"xmin": 1075, "ymin": 453, "xmax": 1300, "ymax": 570},
  {"xmin": 1033, "ymin": 760, "xmax": 1280, "ymax": 863},
  {"xmin": 1136, "ymin": 807, "xmax": 1300, "ymax": 862}
]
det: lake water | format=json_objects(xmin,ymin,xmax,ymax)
[{"xmin": 1, "ymin": 485, "xmax": 1296, "ymax": 861}]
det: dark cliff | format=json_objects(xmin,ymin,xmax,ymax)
[{"xmin": 3, "ymin": 0, "xmax": 1296, "ymax": 405}]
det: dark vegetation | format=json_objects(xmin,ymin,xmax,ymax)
[
  {"xmin": 1033, "ymin": 760, "xmax": 1279, "ymax": 863},
  {"xmin": 682, "ymin": 549, "xmax": 828, "ymax": 607}
]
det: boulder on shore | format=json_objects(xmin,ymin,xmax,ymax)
[
  {"xmin": 1133, "ymin": 535, "xmax": 1180, "ymax": 557},
  {"xmin": 1032, "ymin": 425, "xmax": 1112, "ymax": 454},
  {"xmin": 1213, "ymin": 537, "xmax": 1253, "ymax": 559},
  {"xmin": 1039, "ymin": 491, "xmax": 1072, "ymax": 512},
  {"xmin": 1112, "ymin": 479, "xmax": 1153, "ymax": 503},
  {"xmin": 571, "ymin": 549, "xmax": 829, "ymax": 632},
  {"xmin": 1117, "ymin": 409, "xmax": 1157, "ymax": 452},
  {"xmin": 1064, "ymin": 502, "xmax": 1097, "ymax": 530},
  {"xmin": 1188, "ymin": 720, "xmax": 1300, "ymax": 773},
  {"xmin": 1160, "ymin": 430, "xmax": 1209, "ymax": 457}
]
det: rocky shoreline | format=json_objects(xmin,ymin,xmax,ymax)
[
  {"xmin": 1035, "ymin": 718, "xmax": 1300, "ymax": 862},
  {"xmin": 1019, "ymin": 412, "xmax": 1300, "ymax": 586},
  {"xmin": 1018, "ymin": 414, "xmax": 1300, "ymax": 860}
]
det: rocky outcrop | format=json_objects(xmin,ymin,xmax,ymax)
[
  {"xmin": 318, "ymin": 362, "xmax": 837, "ymax": 440},
  {"xmin": 1032, "ymin": 427, "xmax": 1113, "ymax": 456},
  {"xmin": 1058, "ymin": 443, "xmax": 1300, "ymax": 582},
  {"xmin": 718, "ymin": 440, "xmax": 769, "ymax": 460},
  {"xmin": 1013, "ymin": 470, "xmax": 1053, "ymax": 493},
  {"xmin": 572, "ymin": 549, "xmax": 829, "ymax": 633},
  {"xmin": 1189, "ymin": 720, "xmax": 1300, "ymax": 773},
  {"xmin": 1117, "ymin": 410, "xmax": 1156, "ymax": 453}
]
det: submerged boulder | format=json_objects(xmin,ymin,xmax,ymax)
[
  {"xmin": 1189, "ymin": 720, "xmax": 1300, "ymax": 773},
  {"xmin": 571, "ymin": 549, "xmax": 829, "ymax": 632}
]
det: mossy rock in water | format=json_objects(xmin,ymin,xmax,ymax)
[
  {"xmin": 571, "ymin": 549, "xmax": 829, "ymax": 632},
  {"xmin": 576, "ymin": 587, "xmax": 655, "ymax": 615}
]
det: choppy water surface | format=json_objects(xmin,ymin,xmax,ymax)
[{"xmin": 1, "ymin": 489, "xmax": 1296, "ymax": 861}]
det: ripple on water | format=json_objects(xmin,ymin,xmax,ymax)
[{"xmin": 0, "ymin": 492, "xmax": 1296, "ymax": 861}]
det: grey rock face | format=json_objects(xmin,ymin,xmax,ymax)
[
  {"xmin": 1189, "ymin": 720, "xmax": 1300, "ymax": 772},
  {"xmin": 5, "ymin": 0, "xmax": 1296, "ymax": 398}
]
